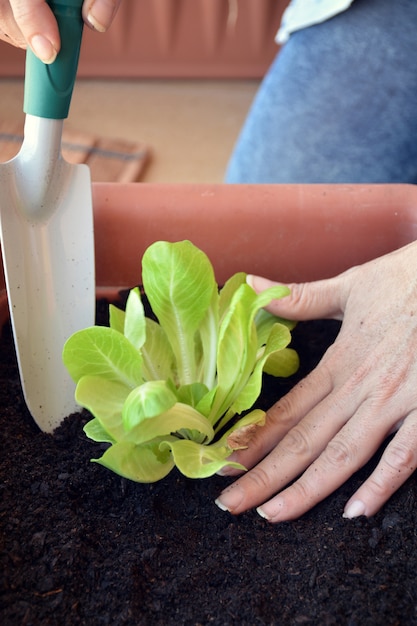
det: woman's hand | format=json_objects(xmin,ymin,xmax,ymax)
[
  {"xmin": 0, "ymin": 0, "xmax": 121, "ymax": 62},
  {"xmin": 216, "ymin": 240, "xmax": 417, "ymax": 522}
]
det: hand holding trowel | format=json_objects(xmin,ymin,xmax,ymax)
[{"xmin": 0, "ymin": 0, "xmax": 95, "ymax": 432}]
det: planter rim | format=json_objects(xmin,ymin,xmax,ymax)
[{"xmin": 1, "ymin": 182, "xmax": 417, "ymax": 332}]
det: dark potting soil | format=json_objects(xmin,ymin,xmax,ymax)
[{"xmin": 1, "ymin": 299, "xmax": 417, "ymax": 626}]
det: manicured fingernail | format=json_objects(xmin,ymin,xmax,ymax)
[
  {"xmin": 343, "ymin": 500, "xmax": 366, "ymax": 519},
  {"xmin": 256, "ymin": 497, "xmax": 284, "ymax": 522},
  {"xmin": 215, "ymin": 484, "xmax": 244, "ymax": 513},
  {"xmin": 246, "ymin": 274, "xmax": 256, "ymax": 289},
  {"xmin": 30, "ymin": 34, "xmax": 57, "ymax": 64},
  {"xmin": 215, "ymin": 498, "xmax": 228, "ymax": 512},
  {"xmin": 87, "ymin": 0, "xmax": 116, "ymax": 32},
  {"xmin": 256, "ymin": 506, "xmax": 270, "ymax": 520}
]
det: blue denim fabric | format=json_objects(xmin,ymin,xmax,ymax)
[{"xmin": 225, "ymin": 0, "xmax": 417, "ymax": 183}]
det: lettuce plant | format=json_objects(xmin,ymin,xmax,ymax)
[{"xmin": 63, "ymin": 240, "xmax": 299, "ymax": 482}]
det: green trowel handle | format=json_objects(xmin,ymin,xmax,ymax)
[{"xmin": 23, "ymin": 0, "xmax": 84, "ymax": 120}]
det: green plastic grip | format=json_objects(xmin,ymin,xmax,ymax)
[{"xmin": 23, "ymin": 0, "xmax": 84, "ymax": 119}]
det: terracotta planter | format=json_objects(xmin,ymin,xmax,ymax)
[
  {"xmin": 1, "ymin": 183, "xmax": 417, "ymax": 333},
  {"xmin": 3, "ymin": 183, "xmax": 417, "ymax": 625},
  {"xmin": 0, "ymin": 0, "xmax": 287, "ymax": 78}
]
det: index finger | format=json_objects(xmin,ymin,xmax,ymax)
[
  {"xmin": 9, "ymin": 0, "xmax": 60, "ymax": 61},
  {"xmin": 221, "ymin": 364, "xmax": 334, "ymax": 476}
]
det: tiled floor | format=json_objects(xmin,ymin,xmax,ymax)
[{"xmin": 0, "ymin": 78, "xmax": 259, "ymax": 183}]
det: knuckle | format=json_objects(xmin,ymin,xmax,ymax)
[
  {"xmin": 365, "ymin": 441, "xmax": 417, "ymax": 500},
  {"xmin": 285, "ymin": 473, "xmax": 324, "ymax": 509},
  {"xmin": 267, "ymin": 394, "xmax": 299, "ymax": 429},
  {"xmin": 245, "ymin": 465, "xmax": 276, "ymax": 491},
  {"xmin": 383, "ymin": 441, "xmax": 416, "ymax": 474},
  {"xmin": 366, "ymin": 474, "xmax": 393, "ymax": 499},
  {"xmin": 286, "ymin": 478, "xmax": 312, "ymax": 502},
  {"xmin": 285, "ymin": 282, "xmax": 306, "ymax": 307},
  {"xmin": 11, "ymin": 6, "xmax": 32, "ymax": 22},
  {"xmin": 280, "ymin": 424, "xmax": 313, "ymax": 458},
  {"xmin": 350, "ymin": 433, "xmax": 417, "ymax": 503},
  {"xmin": 369, "ymin": 370, "xmax": 411, "ymax": 408},
  {"xmin": 322, "ymin": 438, "xmax": 356, "ymax": 469}
]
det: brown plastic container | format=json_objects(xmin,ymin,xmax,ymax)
[
  {"xmin": 1, "ymin": 183, "xmax": 417, "ymax": 331},
  {"xmin": 0, "ymin": 0, "xmax": 287, "ymax": 78}
]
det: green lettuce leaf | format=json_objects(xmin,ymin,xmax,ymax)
[{"xmin": 63, "ymin": 240, "xmax": 299, "ymax": 483}]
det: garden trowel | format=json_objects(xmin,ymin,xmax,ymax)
[{"xmin": 0, "ymin": 0, "xmax": 95, "ymax": 432}]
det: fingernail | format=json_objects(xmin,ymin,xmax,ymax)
[
  {"xmin": 216, "ymin": 453, "xmax": 239, "ymax": 476},
  {"xmin": 215, "ymin": 484, "xmax": 244, "ymax": 513},
  {"xmin": 87, "ymin": 0, "xmax": 117, "ymax": 32},
  {"xmin": 256, "ymin": 506, "xmax": 270, "ymax": 520},
  {"xmin": 257, "ymin": 497, "xmax": 284, "ymax": 522},
  {"xmin": 246, "ymin": 274, "xmax": 256, "ymax": 289},
  {"xmin": 30, "ymin": 34, "xmax": 57, "ymax": 64},
  {"xmin": 215, "ymin": 498, "xmax": 228, "ymax": 512},
  {"xmin": 343, "ymin": 500, "xmax": 366, "ymax": 519}
]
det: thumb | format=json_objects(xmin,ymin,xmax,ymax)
[
  {"xmin": 83, "ymin": 0, "xmax": 122, "ymax": 32},
  {"xmin": 247, "ymin": 274, "xmax": 345, "ymax": 321}
]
